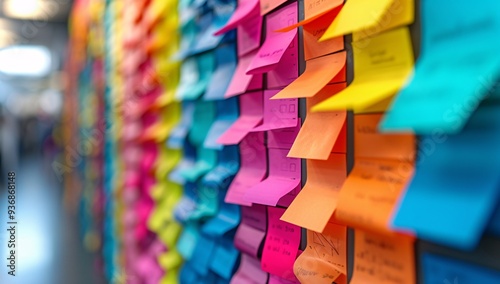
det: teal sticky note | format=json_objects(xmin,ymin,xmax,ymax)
[
  {"xmin": 202, "ymin": 201, "xmax": 241, "ymax": 237},
  {"xmin": 177, "ymin": 223, "xmax": 200, "ymax": 261},
  {"xmin": 177, "ymin": 52, "xmax": 215, "ymax": 101},
  {"xmin": 392, "ymin": 102, "xmax": 500, "ymax": 249},
  {"xmin": 381, "ymin": 0, "xmax": 500, "ymax": 134},
  {"xmin": 423, "ymin": 254, "xmax": 500, "ymax": 284}
]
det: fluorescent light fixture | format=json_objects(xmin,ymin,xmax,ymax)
[
  {"xmin": 3, "ymin": 0, "xmax": 54, "ymax": 20},
  {"xmin": 0, "ymin": 45, "xmax": 52, "ymax": 77}
]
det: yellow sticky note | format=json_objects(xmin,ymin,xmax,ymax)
[
  {"xmin": 313, "ymin": 27, "xmax": 413, "ymax": 113},
  {"xmin": 320, "ymin": 0, "xmax": 414, "ymax": 41}
]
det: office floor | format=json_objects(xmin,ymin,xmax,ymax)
[{"xmin": 0, "ymin": 155, "xmax": 107, "ymax": 284}]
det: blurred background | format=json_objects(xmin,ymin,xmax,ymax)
[{"xmin": 0, "ymin": 0, "xmax": 106, "ymax": 283}]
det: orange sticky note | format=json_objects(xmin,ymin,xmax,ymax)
[
  {"xmin": 334, "ymin": 114, "xmax": 415, "ymax": 234},
  {"xmin": 279, "ymin": 0, "xmax": 344, "ymax": 30},
  {"xmin": 351, "ymin": 230, "xmax": 416, "ymax": 284},
  {"xmin": 294, "ymin": 222, "xmax": 348, "ymax": 284},
  {"xmin": 281, "ymin": 153, "xmax": 346, "ymax": 232},
  {"xmin": 303, "ymin": 8, "xmax": 344, "ymax": 60},
  {"xmin": 288, "ymin": 83, "xmax": 346, "ymax": 160},
  {"xmin": 272, "ymin": 52, "xmax": 346, "ymax": 100},
  {"xmin": 260, "ymin": 0, "xmax": 287, "ymax": 15}
]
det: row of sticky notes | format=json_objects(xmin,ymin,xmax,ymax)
[{"xmin": 63, "ymin": 0, "xmax": 500, "ymax": 283}]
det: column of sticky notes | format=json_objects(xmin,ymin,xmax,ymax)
[{"xmin": 64, "ymin": 0, "xmax": 500, "ymax": 283}]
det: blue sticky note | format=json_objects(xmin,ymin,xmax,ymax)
[
  {"xmin": 204, "ymin": 44, "xmax": 237, "ymax": 100},
  {"xmin": 180, "ymin": 263, "xmax": 201, "ymax": 284},
  {"xmin": 202, "ymin": 201, "xmax": 241, "ymax": 237},
  {"xmin": 204, "ymin": 98, "xmax": 239, "ymax": 149},
  {"xmin": 209, "ymin": 237, "xmax": 240, "ymax": 280},
  {"xmin": 422, "ymin": 254, "xmax": 500, "ymax": 284},
  {"xmin": 191, "ymin": 235, "xmax": 217, "ymax": 276},
  {"xmin": 170, "ymin": 141, "xmax": 197, "ymax": 185},
  {"xmin": 392, "ymin": 103, "xmax": 500, "ymax": 249},
  {"xmin": 168, "ymin": 102, "xmax": 195, "ymax": 149},
  {"xmin": 487, "ymin": 203, "xmax": 500, "ymax": 236},
  {"xmin": 381, "ymin": 0, "xmax": 500, "ymax": 134}
]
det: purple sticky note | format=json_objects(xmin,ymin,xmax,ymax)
[
  {"xmin": 252, "ymin": 90, "xmax": 298, "ymax": 132},
  {"xmin": 244, "ymin": 148, "xmax": 301, "ymax": 207},
  {"xmin": 225, "ymin": 132, "xmax": 267, "ymax": 206},
  {"xmin": 237, "ymin": 3, "xmax": 263, "ymax": 56},
  {"xmin": 267, "ymin": 120, "xmax": 301, "ymax": 150},
  {"xmin": 218, "ymin": 91, "xmax": 264, "ymax": 145},
  {"xmin": 234, "ymin": 205, "xmax": 267, "ymax": 257},
  {"xmin": 230, "ymin": 254, "xmax": 269, "ymax": 284}
]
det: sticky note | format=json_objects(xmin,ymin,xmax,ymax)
[
  {"xmin": 234, "ymin": 205, "xmax": 267, "ymax": 257},
  {"xmin": 215, "ymin": 0, "xmax": 260, "ymax": 35},
  {"xmin": 210, "ymin": 237, "xmax": 241, "ymax": 280},
  {"xmin": 334, "ymin": 113, "xmax": 415, "ymax": 234},
  {"xmin": 204, "ymin": 98, "xmax": 239, "ymax": 150},
  {"xmin": 205, "ymin": 45, "xmax": 238, "ymax": 100},
  {"xmin": 269, "ymin": 275, "xmax": 299, "ymax": 284},
  {"xmin": 168, "ymin": 102, "xmax": 195, "ymax": 149},
  {"xmin": 230, "ymin": 254, "xmax": 269, "ymax": 284},
  {"xmin": 191, "ymin": 235, "xmax": 218, "ymax": 276},
  {"xmin": 262, "ymin": 207, "xmax": 301, "ymax": 282},
  {"xmin": 320, "ymin": 0, "xmax": 414, "ymax": 41},
  {"xmin": 191, "ymin": 5, "xmax": 236, "ymax": 55},
  {"xmin": 313, "ymin": 27, "xmax": 414, "ymax": 113},
  {"xmin": 202, "ymin": 201, "xmax": 241, "ymax": 237},
  {"xmin": 422, "ymin": 253, "xmax": 500, "ymax": 284},
  {"xmin": 176, "ymin": 52, "xmax": 215, "ymax": 101},
  {"xmin": 381, "ymin": 0, "xmax": 500, "ymax": 134},
  {"xmin": 247, "ymin": 2, "xmax": 298, "ymax": 89},
  {"xmin": 252, "ymin": 90, "xmax": 298, "ymax": 131},
  {"xmin": 351, "ymin": 231, "xmax": 415, "ymax": 284},
  {"xmin": 259, "ymin": 0, "xmax": 287, "ymax": 16},
  {"xmin": 272, "ymin": 52, "xmax": 346, "ymax": 99},
  {"xmin": 392, "ymin": 103, "xmax": 500, "ymax": 249},
  {"xmin": 245, "ymin": 148, "xmax": 301, "ymax": 207},
  {"xmin": 288, "ymin": 84, "xmax": 346, "ymax": 160},
  {"xmin": 277, "ymin": 0, "xmax": 344, "ymax": 60},
  {"xmin": 218, "ymin": 91, "xmax": 264, "ymax": 145},
  {"xmin": 225, "ymin": 132, "xmax": 267, "ymax": 206},
  {"xmin": 177, "ymin": 223, "xmax": 200, "ymax": 260},
  {"xmin": 281, "ymin": 154, "xmax": 346, "ymax": 232},
  {"xmin": 267, "ymin": 121, "xmax": 301, "ymax": 150},
  {"xmin": 225, "ymin": 51, "xmax": 263, "ymax": 98},
  {"xmin": 237, "ymin": 3, "xmax": 263, "ymax": 56},
  {"xmin": 293, "ymin": 223, "xmax": 347, "ymax": 284}
]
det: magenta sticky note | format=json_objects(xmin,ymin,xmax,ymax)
[
  {"xmin": 230, "ymin": 254, "xmax": 269, "ymax": 284},
  {"xmin": 225, "ymin": 132, "xmax": 267, "ymax": 206},
  {"xmin": 215, "ymin": 0, "xmax": 260, "ymax": 35},
  {"xmin": 244, "ymin": 148, "xmax": 301, "ymax": 207},
  {"xmin": 218, "ymin": 91, "xmax": 264, "ymax": 145},
  {"xmin": 225, "ymin": 51, "xmax": 263, "ymax": 98},
  {"xmin": 261, "ymin": 207, "xmax": 301, "ymax": 282},
  {"xmin": 237, "ymin": 4, "xmax": 263, "ymax": 56},
  {"xmin": 234, "ymin": 205, "xmax": 267, "ymax": 257},
  {"xmin": 267, "ymin": 120, "xmax": 301, "ymax": 150},
  {"xmin": 252, "ymin": 90, "xmax": 298, "ymax": 131},
  {"xmin": 246, "ymin": 2, "xmax": 298, "ymax": 75}
]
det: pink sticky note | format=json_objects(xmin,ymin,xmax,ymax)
[
  {"xmin": 218, "ymin": 92, "xmax": 264, "ymax": 145},
  {"xmin": 237, "ymin": 5, "xmax": 263, "ymax": 56},
  {"xmin": 234, "ymin": 205, "xmax": 267, "ymax": 257},
  {"xmin": 230, "ymin": 254, "xmax": 269, "ymax": 284},
  {"xmin": 225, "ymin": 132, "xmax": 267, "ymax": 206},
  {"xmin": 225, "ymin": 51, "xmax": 263, "ymax": 98},
  {"xmin": 140, "ymin": 142, "xmax": 158, "ymax": 172},
  {"xmin": 246, "ymin": 2, "xmax": 298, "ymax": 75},
  {"xmin": 261, "ymin": 207, "xmax": 301, "ymax": 282},
  {"xmin": 244, "ymin": 148, "xmax": 301, "ymax": 207},
  {"xmin": 215, "ymin": 0, "xmax": 260, "ymax": 35},
  {"xmin": 252, "ymin": 90, "xmax": 298, "ymax": 132},
  {"xmin": 267, "ymin": 121, "xmax": 301, "ymax": 150}
]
